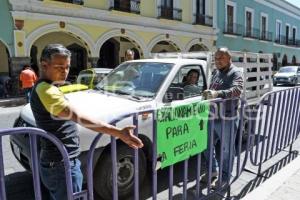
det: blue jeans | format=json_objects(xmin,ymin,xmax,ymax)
[
  {"xmin": 24, "ymin": 87, "xmax": 33, "ymax": 103},
  {"xmin": 40, "ymin": 158, "xmax": 83, "ymax": 200},
  {"xmin": 205, "ymin": 119, "xmax": 238, "ymax": 180}
]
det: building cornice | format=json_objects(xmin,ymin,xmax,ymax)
[
  {"xmin": 9, "ymin": 1, "xmax": 218, "ymax": 39},
  {"xmin": 255, "ymin": 0, "xmax": 300, "ymax": 20}
]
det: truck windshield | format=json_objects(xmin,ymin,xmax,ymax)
[{"xmin": 96, "ymin": 62, "xmax": 173, "ymax": 98}]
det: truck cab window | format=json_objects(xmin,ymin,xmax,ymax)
[{"xmin": 165, "ymin": 65, "xmax": 206, "ymax": 102}]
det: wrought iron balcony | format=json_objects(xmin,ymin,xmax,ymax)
[
  {"xmin": 111, "ymin": 0, "xmax": 141, "ymax": 14},
  {"xmin": 274, "ymin": 35, "xmax": 300, "ymax": 47},
  {"xmin": 51, "ymin": 0, "xmax": 83, "ymax": 5},
  {"xmin": 193, "ymin": 14, "xmax": 213, "ymax": 27},
  {"xmin": 223, "ymin": 23, "xmax": 243, "ymax": 36},
  {"xmin": 287, "ymin": 39, "xmax": 300, "ymax": 47},
  {"xmin": 275, "ymin": 35, "xmax": 289, "ymax": 45},
  {"xmin": 243, "ymin": 27, "xmax": 260, "ymax": 39},
  {"xmin": 158, "ymin": 6, "xmax": 182, "ymax": 21},
  {"xmin": 259, "ymin": 31, "xmax": 273, "ymax": 41}
]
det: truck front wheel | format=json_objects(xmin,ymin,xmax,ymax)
[{"xmin": 93, "ymin": 144, "xmax": 147, "ymax": 200}]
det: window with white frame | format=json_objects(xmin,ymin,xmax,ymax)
[
  {"xmin": 225, "ymin": 0, "xmax": 236, "ymax": 33},
  {"xmin": 276, "ymin": 20, "xmax": 282, "ymax": 42},
  {"xmin": 193, "ymin": 0, "xmax": 212, "ymax": 26},
  {"xmin": 260, "ymin": 13, "xmax": 268, "ymax": 40},
  {"xmin": 245, "ymin": 8, "xmax": 254, "ymax": 37}
]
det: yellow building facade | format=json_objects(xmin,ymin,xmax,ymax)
[{"xmin": 9, "ymin": 0, "xmax": 217, "ymax": 79}]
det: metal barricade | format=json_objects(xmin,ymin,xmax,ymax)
[
  {"xmin": 85, "ymin": 97, "xmax": 249, "ymax": 200},
  {"xmin": 0, "ymin": 127, "xmax": 87, "ymax": 200},
  {"xmin": 249, "ymin": 87, "xmax": 300, "ymax": 174},
  {"xmin": 5, "ymin": 89, "xmax": 298, "ymax": 200}
]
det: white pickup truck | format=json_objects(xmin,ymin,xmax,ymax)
[{"xmin": 10, "ymin": 51, "xmax": 273, "ymax": 199}]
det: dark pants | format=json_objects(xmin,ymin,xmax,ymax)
[
  {"xmin": 40, "ymin": 158, "xmax": 83, "ymax": 200},
  {"xmin": 204, "ymin": 119, "xmax": 238, "ymax": 181}
]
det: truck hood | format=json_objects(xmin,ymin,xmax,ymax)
[
  {"xmin": 20, "ymin": 90, "xmax": 155, "ymax": 126},
  {"xmin": 274, "ymin": 72, "xmax": 296, "ymax": 77}
]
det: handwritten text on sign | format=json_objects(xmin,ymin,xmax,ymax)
[{"xmin": 157, "ymin": 102, "xmax": 209, "ymax": 168}]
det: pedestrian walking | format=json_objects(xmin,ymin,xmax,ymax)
[
  {"xmin": 19, "ymin": 64, "xmax": 37, "ymax": 102},
  {"xmin": 30, "ymin": 44, "xmax": 143, "ymax": 200}
]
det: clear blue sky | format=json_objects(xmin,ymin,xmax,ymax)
[{"xmin": 286, "ymin": 0, "xmax": 300, "ymax": 8}]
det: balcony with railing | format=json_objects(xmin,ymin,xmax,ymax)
[
  {"xmin": 275, "ymin": 35, "xmax": 289, "ymax": 45},
  {"xmin": 259, "ymin": 31, "xmax": 273, "ymax": 41},
  {"xmin": 287, "ymin": 39, "xmax": 300, "ymax": 47},
  {"xmin": 193, "ymin": 13, "xmax": 213, "ymax": 27},
  {"xmin": 243, "ymin": 27, "xmax": 260, "ymax": 39},
  {"xmin": 158, "ymin": 6, "xmax": 182, "ymax": 21},
  {"xmin": 49, "ymin": 0, "xmax": 83, "ymax": 5},
  {"xmin": 223, "ymin": 23, "xmax": 243, "ymax": 36},
  {"xmin": 110, "ymin": 0, "xmax": 141, "ymax": 14}
]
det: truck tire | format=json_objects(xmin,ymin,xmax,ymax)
[
  {"xmin": 273, "ymin": 82, "xmax": 277, "ymax": 86},
  {"xmin": 93, "ymin": 144, "xmax": 147, "ymax": 200}
]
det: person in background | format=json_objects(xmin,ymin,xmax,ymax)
[
  {"xmin": 19, "ymin": 64, "xmax": 37, "ymax": 102},
  {"xmin": 125, "ymin": 49, "xmax": 135, "ymax": 61},
  {"xmin": 202, "ymin": 47, "xmax": 244, "ymax": 187},
  {"xmin": 30, "ymin": 44, "xmax": 144, "ymax": 200}
]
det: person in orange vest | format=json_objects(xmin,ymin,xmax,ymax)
[{"xmin": 19, "ymin": 64, "xmax": 37, "ymax": 102}]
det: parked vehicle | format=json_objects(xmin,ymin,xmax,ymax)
[
  {"xmin": 10, "ymin": 51, "xmax": 273, "ymax": 199},
  {"xmin": 59, "ymin": 68, "xmax": 112, "ymax": 93},
  {"xmin": 273, "ymin": 66, "xmax": 300, "ymax": 86}
]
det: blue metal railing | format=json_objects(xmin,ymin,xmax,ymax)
[
  {"xmin": 0, "ymin": 127, "xmax": 87, "ymax": 200},
  {"xmin": 1, "ymin": 87, "xmax": 300, "ymax": 199},
  {"xmin": 249, "ymin": 87, "xmax": 300, "ymax": 175}
]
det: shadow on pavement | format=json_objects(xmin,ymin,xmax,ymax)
[
  {"xmin": 5, "ymin": 171, "xmax": 35, "ymax": 200},
  {"xmin": 5, "ymin": 171, "xmax": 50, "ymax": 200},
  {"xmin": 233, "ymin": 150, "xmax": 299, "ymax": 199}
]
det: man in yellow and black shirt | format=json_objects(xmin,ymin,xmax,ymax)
[{"xmin": 31, "ymin": 44, "xmax": 143, "ymax": 200}]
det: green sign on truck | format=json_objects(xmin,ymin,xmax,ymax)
[{"xmin": 157, "ymin": 101, "xmax": 210, "ymax": 168}]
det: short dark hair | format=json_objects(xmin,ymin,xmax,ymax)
[
  {"xmin": 40, "ymin": 44, "xmax": 71, "ymax": 62},
  {"xmin": 187, "ymin": 69, "xmax": 200, "ymax": 79}
]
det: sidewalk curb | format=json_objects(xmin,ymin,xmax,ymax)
[
  {"xmin": 242, "ymin": 155, "xmax": 300, "ymax": 200},
  {"xmin": 0, "ymin": 97, "xmax": 26, "ymax": 107}
]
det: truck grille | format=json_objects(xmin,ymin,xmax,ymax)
[{"xmin": 275, "ymin": 77, "xmax": 288, "ymax": 81}]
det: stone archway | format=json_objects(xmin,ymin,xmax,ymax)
[
  {"xmin": 31, "ymin": 32, "xmax": 89, "ymax": 81},
  {"xmin": 184, "ymin": 38, "xmax": 213, "ymax": 52},
  {"xmin": 150, "ymin": 40, "xmax": 180, "ymax": 53},
  {"xmin": 292, "ymin": 55, "xmax": 297, "ymax": 65},
  {"xmin": 98, "ymin": 38, "xmax": 119, "ymax": 68},
  {"xmin": 98, "ymin": 36, "xmax": 144, "ymax": 68},
  {"xmin": 67, "ymin": 43, "xmax": 88, "ymax": 81},
  {"xmin": 96, "ymin": 29, "xmax": 146, "ymax": 66},
  {"xmin": 0, "ymin": 40, "xmax": 11, "ymax": 98},
  {"xmin": 0, "ymin": 40, "xmax": 10, "ymax": 76},
  {"xmin": 282, "ymin": 54, "xmax": 288, "ymax": 66},
  {"xmin": 147, "ymin": 34, "xmax": 183, "ymax": 55},
  {"xmin": 26, "ymin": 23, "xmax": 96, "ymax": 57},
  {"xmin": 272, "ymin": 53, "xmax": 278, "ymax": 71},
  {"xmin": 188, "ymin": 44, "xmax": 209, "ymax": 52}
]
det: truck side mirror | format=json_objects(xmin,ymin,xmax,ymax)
[{"xmin": 164, "ymin": 87, "xmax": 184, "ymax": 102}]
